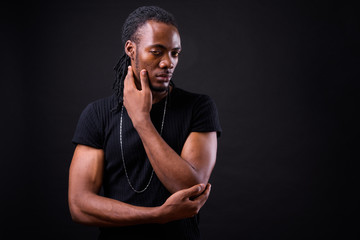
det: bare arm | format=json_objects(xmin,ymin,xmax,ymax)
[
  {"xmin": 68, "ymin": 144, "xmax": 211, "ymax": 226},
  {"xmin": 136, "ymin": 122, "xmax": 217, "ymax": 193},
  {"xmin": 123, "ymin": 67, "xmax": 218, "ymax": 193}
]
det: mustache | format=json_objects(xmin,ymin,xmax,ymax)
[
  {"xmin": 156, "ymin": 72, "xmax": 173, "ymax": 77},
  {"xmin": 156, "ymin": 70, "xmax": 173, "ymax": 75}
]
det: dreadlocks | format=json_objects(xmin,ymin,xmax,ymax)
[{"xmin": 112, "ymin": 6, "xmax": 178, "ymax": 110}]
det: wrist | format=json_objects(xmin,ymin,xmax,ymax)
[
  {"xmin": 152, "ymin": 205, "xmax": 167, "ymax": 224},
  {"xmin": 132, "ymin": 114, "xmax": 152, "ymax": 130}
]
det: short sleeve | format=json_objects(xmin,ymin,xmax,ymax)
[
  {"xmin": 190, "ymin": 95, "xmax": 222, "ymax": 137},
  {"xmin": 72, "ymin": 103, "xmax": 104, "ymax": 149}
]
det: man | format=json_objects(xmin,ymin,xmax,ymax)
[{"xmin": 68, "ymin": 6, "xmax": 221, "ymax": 240}]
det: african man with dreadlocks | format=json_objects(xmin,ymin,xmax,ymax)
[{"xmin": 68, "ymin": 6, "xmax": 221, "ymax": 240}]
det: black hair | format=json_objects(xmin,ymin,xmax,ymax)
[{"xmin": 112, "ymin": 6, "xmax": 178, "ymax": 109}]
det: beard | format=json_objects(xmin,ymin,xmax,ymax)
[
  {"xmin": 134, "ymin": 55, "xmax": 169, "ymax": 93},
  {"xmin": 149, "ymin": 82, "xmax": 169, "ymax": 92}
]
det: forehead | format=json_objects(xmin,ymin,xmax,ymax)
[{"xmin": 136, "ymin": 20, "xmax": 181, "ymax": 49}]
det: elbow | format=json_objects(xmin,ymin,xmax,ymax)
[
  {"xmin": 70, "ymin": 210, "xmax": 82, "ymax": 223},
  {"xmin": 68, "ymin": 199, "xmax": 82, "ymax": 223},
  {"xmin": 185, "ymin": 161, "xmax": 213, "ymax": 189},
  {"xmin": 69, "ymin": 202, "xmax": 93, "ymax": 225},
  {"xmin": 188, "ymin": 175, "xmax": 209, "ymax": 188},
  {"xmin": 192, "ymin": 178, "xmax": 209, "ymax": 190},
  {"xmin": 171, "ymin": 174, "xmax": 210, "ymax": 193},
  {"xmin": 191, "ymin": 169, "xmax": 210, "ymax": 186},
  {"xmin": 68, "ymin": 194, "xmax": 88, "ymax": 224}
]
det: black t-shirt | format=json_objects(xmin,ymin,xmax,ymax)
[{"xmin": 72, "ymin": 86, "xmax": 221, "ymax": 239}]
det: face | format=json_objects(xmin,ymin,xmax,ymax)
[{"xmin": 126, "ymin": 20, "xmax": 181, "ymax": 92}]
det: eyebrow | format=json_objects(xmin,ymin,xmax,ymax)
[{"xmin": 149, "ymin": 44, "xmax": 181, "ymax": 51}]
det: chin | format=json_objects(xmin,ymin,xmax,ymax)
[
  {"xmin": 150, "ymin": 85, "xmax": 168, "ymax": 92},
  {"xmin": 149, "ymin": 82, "xmax": 169, "ymax": 92}
]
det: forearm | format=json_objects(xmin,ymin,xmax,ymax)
[
  {"xmin": 70, "ymin": 184, "xmax": 211, "ymax": 228},
  {"xmin": 122, "ymin": 68, "xmax": 215, "ymax": 193},
  {"xmin": 68, "ymin": 144, "xmax": 210, "ymax": 227},
  {"xmin": 134, "ymin": 119, "xmax": 204, "ymax": 193},
  {"xmin": 69, "ymin": 191, "xmax": 161, "ymax": 227}
]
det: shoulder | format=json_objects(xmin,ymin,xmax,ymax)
[
  {"xmin": 73, "ymin": 95, "xmax": 116, "ymax": 148},
  {"xmin": 77, "ymin": 94, "xmax": 117, "ymax": 126},
  {"xmin": 171, "ymin": 87, "xmax": 222, "ymax": 136},
  {"xmin": 171, "ymin": 87, "xmax": 214, "ymax": 106},
  {"xmin": 83, "ymin": 94, "xmax": 117, "ymax": 115},
  {"xmin": 170, "ymin": 87, "xmax": 216, "ymax": 111}
]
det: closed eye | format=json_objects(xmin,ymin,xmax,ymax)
[
  {"xmin": 172, "ymin": 51, "xmax": 181, "ymax": 57},
  {"xmin": 150, "ymin": 50, "xmax": 162, "ymax": 56}
]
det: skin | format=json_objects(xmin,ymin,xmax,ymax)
[
  {"xmin": 124, "ymin": 20, "xmax": 218, "ymax": 193},
  {"xmin": 69, "ymin": 145, "xmax": 210, "ymax": 226},
  {"xmin": 68, "ymin": 20, "xmax": 217, "ymax": 226},
  {"xmin": 126, "ymin": 20, "xmax": 181, "ymax": 101}
]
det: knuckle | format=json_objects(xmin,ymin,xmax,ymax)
[
  {"xmin": 193, "ymin": 208, "xmax": 200, "ymax": 215},
  {"xmin": 191, "ymin": 205, "xmax": 199, "ymax": 214}
]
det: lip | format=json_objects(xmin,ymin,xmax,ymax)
[{"xmin": 156, "ymin": 74, "xmax": 172, "ymax": 81}]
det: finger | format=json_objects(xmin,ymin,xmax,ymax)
[
  {"xmin": 124, "ymin": 66, "xmax": 136, "ymax": 89},
  {"xmin": 193, "ymin": 183, "xmax": 211, "ymax": 204},
  {"xmin": 182, "ymin": 183, "xmax": 205, "ymax": 199},
  {"xmin": 140, "ymin": 69, "xmax": 150, "ymax": 91}
]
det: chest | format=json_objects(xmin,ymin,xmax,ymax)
[{"xmin": 102, "ymin": 104, "xmax": 193, "ymax": 172}]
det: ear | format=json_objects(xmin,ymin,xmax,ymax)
[{"xmin": 125, "ymin": 40, "xmax": 136, "ymax": 60}]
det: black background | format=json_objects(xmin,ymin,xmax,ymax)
[{"xmin": 1, "ymin": 0, "xmax": 359, "ymax": 239}]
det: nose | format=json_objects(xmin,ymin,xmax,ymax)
[{"xmin": 159, "ymin": 54, "xmax": 175, "ymax": 69}]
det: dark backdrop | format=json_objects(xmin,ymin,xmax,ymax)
[{"xmin": 1, "ymin": 0, "xmax": 358, "ymax": 239}]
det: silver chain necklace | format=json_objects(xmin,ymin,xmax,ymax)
[{"xmin": 119, "ymin": 96, "xmax": 168, "ymax": 193}]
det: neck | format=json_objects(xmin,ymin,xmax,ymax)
[
  {"xmin": 152, "ymin": 85, "xmax": 172, "ymax": 104},
  {"xmin": 133, "ymin": 77, "xmax": 172, "ymax": 104}
]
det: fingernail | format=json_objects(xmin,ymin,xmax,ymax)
[{"xmin": 142, "ymin": 70, "xmax": 146, "ymax": 75}]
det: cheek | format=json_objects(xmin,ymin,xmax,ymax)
[
  {"xmin": 173, "ymin": 58, "xmax": 179, "ymax": 68},
  {"xmin": 143, "ymin": 61, "xmax": 160, "ymax": 78},
  {"xmin": 139, "ymin": 55, "xmax": 158, "ymax": 69}
]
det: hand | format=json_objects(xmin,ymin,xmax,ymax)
[
  {"xmin": 123, "ymin": 66, "xmax": 152, "ymax": 126},
  {"xmin": 157, "ymin": 183, "xmax": 211, "ymax": 224}
]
